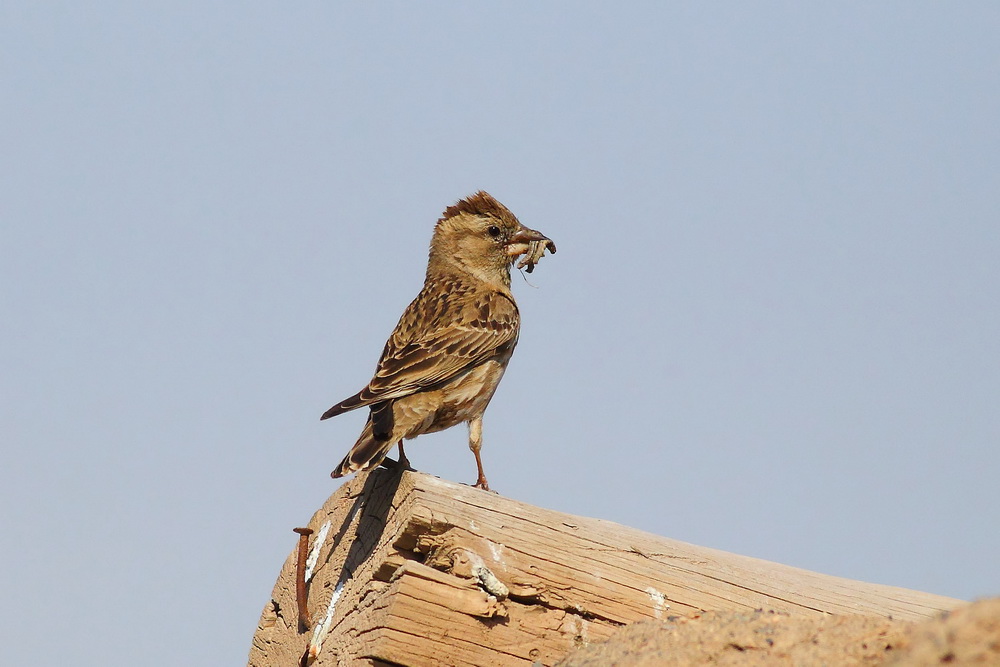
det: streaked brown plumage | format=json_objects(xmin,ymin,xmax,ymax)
[{"xmin": 322, "ymin": 191, "xmax": 555, "ymax": 490}]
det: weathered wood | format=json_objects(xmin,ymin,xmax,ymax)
[{"xmin": 248, "ymin": 468, "xmax": 961, "ymax": 667}]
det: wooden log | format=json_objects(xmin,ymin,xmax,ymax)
[{"xmin": 248, "ymin": 468, "xmax": 961, "ymax": 667}]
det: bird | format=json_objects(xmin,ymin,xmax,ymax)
[{"xmin": 322, "ymin": 191, "xmax": 556, "ymax": 490}]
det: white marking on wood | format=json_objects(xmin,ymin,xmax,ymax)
[
  {"xmin": 473, "ymin": 561, "xmax": 509, "ymax": 600},
  {"xmin": 307, "ymin": 499, "xmax": 366, "ymax": 659},
  {"xmin": 309, "ymin": 577, "xmax": 345, "ymax": 659},
  {"xmin": 645, "ymin": 586, "xmax": 669, "ymax": 618},
  {"xmin": 305, "ymin": 521, "xmax": 331, "ymax": 583}
]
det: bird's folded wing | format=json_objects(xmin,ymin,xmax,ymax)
[
  {"xmin": 320, "ymin": 290, "xmax": 519, "ymax": 420},
  {"xmin": 364, "ymin": 291, "xmax": 519, "ymax": 401}
]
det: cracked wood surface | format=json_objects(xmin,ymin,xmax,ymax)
[{"xmin": 248, "ymin": 468, "xmax": 961, "ymax": 667}]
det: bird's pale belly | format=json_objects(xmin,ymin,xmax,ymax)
[{"xmin": 395, "ymin": 358, "xmax": 509, "ymax": 438}]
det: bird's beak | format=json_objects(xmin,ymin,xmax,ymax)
[{"xmin": 506, "ymin": 225, "xmax": 556, "ymax": 258}]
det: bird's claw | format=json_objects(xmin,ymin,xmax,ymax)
[{"xmin": 471, "ymin": 477, "xmax": 498, "ymax": 493}]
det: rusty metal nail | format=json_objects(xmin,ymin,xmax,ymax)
[{"xmin": 293, "ymin": 527, "xmax": 314, "ymax": 631}]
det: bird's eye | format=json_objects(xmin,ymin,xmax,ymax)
[{"xmin": 487, "ymin": 225, "xmax": 502, "ymax": 238}]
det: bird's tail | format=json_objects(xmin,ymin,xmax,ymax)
[
  {"xmin": 330, "ymin": 417, "xmax": 396, "ymax": 479},
  {"xmin": 321, "ymin": 390, "xmax": 366, "ymax": 421}
]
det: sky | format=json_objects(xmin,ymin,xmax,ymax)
[{"xmin": 2, "ymin": 3, "xmax": 999, "ymax": 665}]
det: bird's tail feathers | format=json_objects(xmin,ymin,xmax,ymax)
[
  {"xmin": 321, "ymin": 390, "xmax": 367, "ymax": 421},
  {"xmin": 330, "ymin": 419, "xmax": 395, "ymax": 479}
]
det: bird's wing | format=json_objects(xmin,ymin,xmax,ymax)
[{"xmin": 321, "ymin": 288, "xmax": 519, "ymax": 420}]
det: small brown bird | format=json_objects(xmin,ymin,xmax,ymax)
[{"xmin": 322, "ymin": 191, "xmax": 555, "ymax": 490}]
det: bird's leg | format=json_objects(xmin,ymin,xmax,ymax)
[
  {"xmin": 396, "ymin": 440, "xmax": 412, "ymax": 470},
  {"xmin": 468, "ymin": 416, "xmax": 490, "ymax": 491},
  {"xmin": 378, "ymin": 441, "xmax": 412, "ymax": 472}
]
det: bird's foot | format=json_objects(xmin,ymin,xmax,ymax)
[
  {"xmin": 472, "ymin": 476, "xmax": 497, "ymax": 493},
  {"xmin": 396, "ymin": 442, "xmax": 412, "ymax": 471},
  {"xmin": 378, "ymin": 456, "xmax": 415, "ymax": 472}
]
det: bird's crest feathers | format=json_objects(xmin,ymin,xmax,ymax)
[{"xmin": 437, "ymin": 191, "xmax": 520, "ymax": 228}]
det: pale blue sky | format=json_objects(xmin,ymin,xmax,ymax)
[{"xmin": 2, "ymin": 3, "xmax": 999, "ymax": 665}]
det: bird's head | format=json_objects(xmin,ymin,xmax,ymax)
[{"xmin": 429, "ymin": 191, "xmax": 554, "ymax": 287}]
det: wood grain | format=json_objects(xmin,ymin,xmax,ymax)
[{"xmin": 248, "ymin": 468, "xmax": 961, "ymax": 667}]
